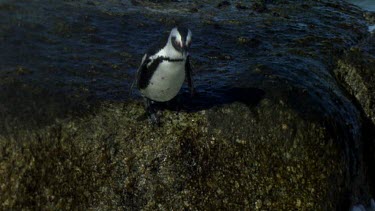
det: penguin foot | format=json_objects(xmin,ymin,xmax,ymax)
[
  {"xmin": 190, "ymin": 87, "xmax": 195, "ymax": 98},
  {"xmin": 143, "ymin": 97, "xmax": 161, "ymax": 126},
  {"xmin": 148, "ymin": 112, "xmax": 161, "ymax": 126}
]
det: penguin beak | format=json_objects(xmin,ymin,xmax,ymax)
[
  {"xmin": 182, "ymin": 44, "xmax": 187, "ymax": 52},
  {"xmin": 181, "ymin": 42, "xmax": 188, "ymax": 52}
]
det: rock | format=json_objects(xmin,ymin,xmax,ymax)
[
  {"xmin": 334, "ymin": 35, "xmax": 375, "ymax": 126},
  {"xmin": 333, "ymin": 34, "xmax": 375, "ymax": 197},
  {"xmin": 364, "ymin": 12, "xmax": 375, "ymax": 24},
  {"xmin": 236, "ymin": 2, "xmax": 250, "ymax": 10},
  {"xmin": 0, "ymin": 101, "xmax": 352, "ymax": 210},
  {"xmin": 252, "ymin": 1, "xmax": 268, "ymax": 13},
  {"xmin": 217, "ymin": 1, "xmax": 231, "ymax": 9}
]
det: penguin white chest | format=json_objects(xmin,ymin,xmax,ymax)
[{"xmin": 141, "ymin": 60, "xmax": 185, "ymax": 102}]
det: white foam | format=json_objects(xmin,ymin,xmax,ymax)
[
  {"xmin": 348, "ymin": 0, "xmax": 375, "ymax": 12},
  {"xmin": 352, "ymin": 204, "xmax": 366, "ymax": 211},
  {"xmin": 351, "ymin": 199, "xmax": 375, "ymax": 211}
]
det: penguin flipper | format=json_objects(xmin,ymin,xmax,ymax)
[
  {"xmin": 130, "ymin": 54, "xmax": 148, "ymax": 95},
  {"xmin": 134, "ymin": 54, "xmax": 149, "ymax": 90},
  {"xmin": 137, "ymin": 55, "xmax": 166, "ymax": 90},
  {"xmin": 185, "ymin": 55, "xmax": 194, "ymax": 97}
]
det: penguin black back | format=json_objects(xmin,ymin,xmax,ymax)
[
  {"xmin": 135, "ymin": 30, "xmax": 170, "ymax": 90},
  {"xmin": 176, "ymin": 27, "xmax": 189, "ymax": 43},
  {"xmin": 146, "ymin": 30, "xmax": 170, "ymax": 56}
]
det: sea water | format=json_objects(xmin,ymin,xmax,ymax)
[
  {"xmin": 347, "ymin": 0, "xmax": 375, "ymax": 32},
  {"xmin": 349, "ymin": 0, "xmax": 375, "ymax": 11}
]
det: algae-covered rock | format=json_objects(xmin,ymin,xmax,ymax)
[
  {"xmin": 0, "ymin": 96, "xmax": 371, "ymax": 210},
  {"xmin": 334, "ymin": 35, "xmax": 375, "ymax": 126},
  {"xmin": 0, "ymin": 101, "xmax": 353, "ymax": 210},
  {"xmin": 334, "ymin": 34, "xmax": 375, "ymax": 198}
]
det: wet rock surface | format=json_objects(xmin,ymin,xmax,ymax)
[
  {"xmin": 334, "ymin": 34, "xmax": 375, "ymax": 198},
  {"xmin": 0, "ymin": 102, "xmax": 349, "ymax": 210},
  {"xmin": 0, "ymin": 0, "xmax": 374, "ymax": 210},
  {"xmin": 334, "ymin": 35, "xmax": 375, "ymax": 126}
]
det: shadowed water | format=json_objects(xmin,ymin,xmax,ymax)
[{"xmin": 0, "ymin": 0, "xmax": 367, "ymax": 133}]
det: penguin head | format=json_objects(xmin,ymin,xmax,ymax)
[{"xmin": 169, "ymin": 27, "xmax": 192, "ymax": 54}]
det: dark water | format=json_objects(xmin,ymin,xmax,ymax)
[
  {"xmin": 0, "ymin": 1, "xmax": 244, "ymax": 110},
  {"xmin": 0, "ymin": 1, "xmax": 361, "ymax": 97},
  {"xmin": 1, "ymin": 1, "xmax": 140, "ymax": 99},
  {"xmin": 1, "ymin": 1, "xmax": 233, "ymax": 101},
  {"xmin": 0, "ymin": 0, "xmax": 367, "ymax": 132}
]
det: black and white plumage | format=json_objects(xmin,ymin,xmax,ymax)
[{"xmin": 135, "ymin": 27, "xmax": 194, "ymax": 124}]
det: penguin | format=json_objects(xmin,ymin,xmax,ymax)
[{"xmin": 135, "ymin": 26, "xmax": 194, "ymax": 124}]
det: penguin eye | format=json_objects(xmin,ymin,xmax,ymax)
[{"xmin": 171, "ymin": 36, "xmax": 179, "ymax": 45}]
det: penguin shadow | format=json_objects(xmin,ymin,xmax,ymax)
[{"xmin": 155, "ymin": 87, "xmax": 266, "ymax": 112}]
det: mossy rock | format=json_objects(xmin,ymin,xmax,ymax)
[
  {"xmin": 334, "ymin": 35, "xmax": 375, "ymax": 125},
  {"xmin": 0, "ymin": 100, "xmax": 360, "ymax": 210},
  {"xmin": 333, "ymin": 35, "xmax": 375, "ymax": 198}
]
